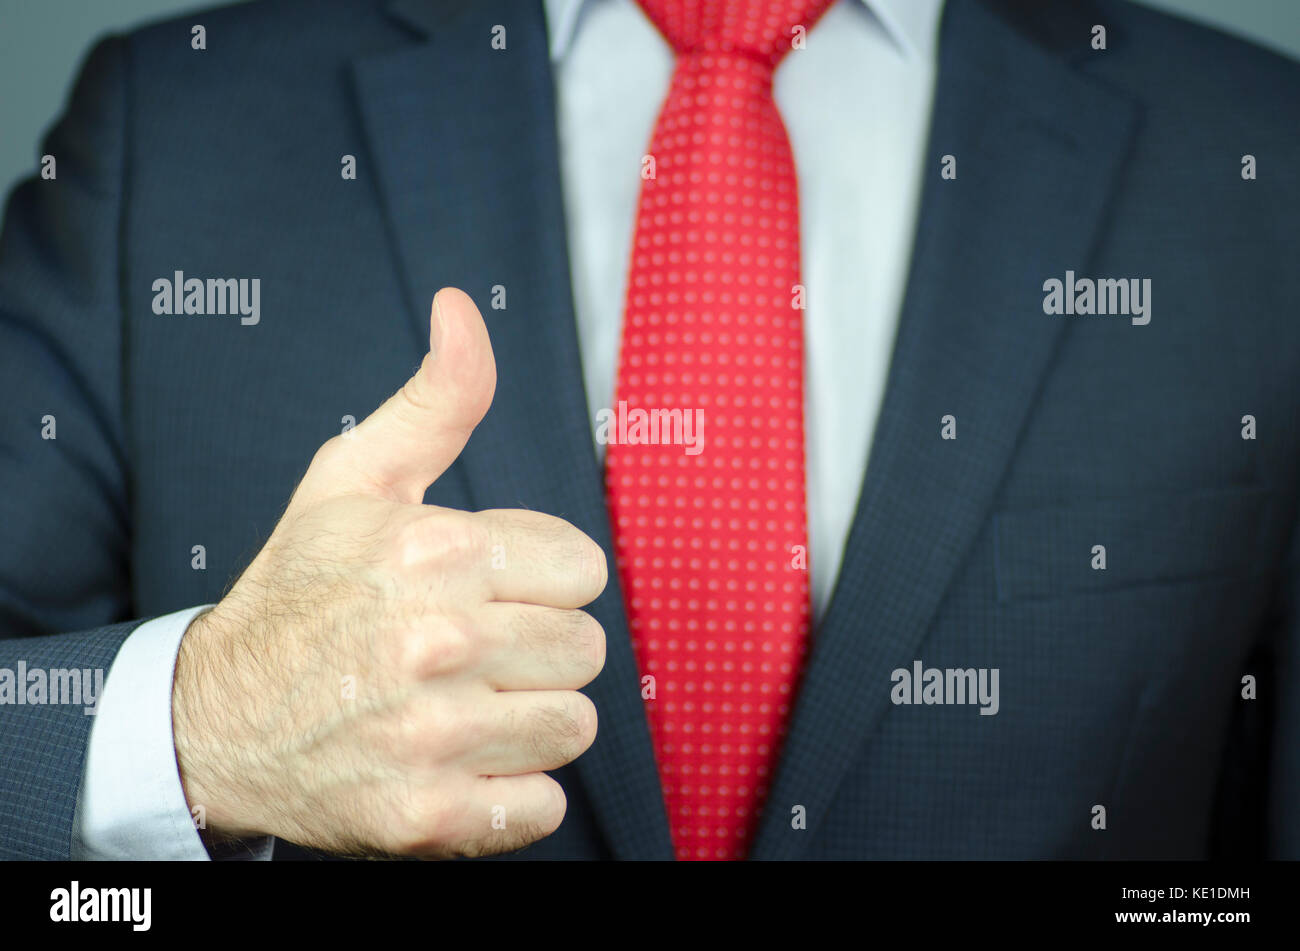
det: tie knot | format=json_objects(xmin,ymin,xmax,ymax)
[{"xmin": 637, "ymin": 0, "xmax": 835, "ymax": 68}]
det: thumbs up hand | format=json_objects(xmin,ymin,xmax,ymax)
[{"xmin": 170, "ymin": 289, "xmax": 608, "ymax": 858}]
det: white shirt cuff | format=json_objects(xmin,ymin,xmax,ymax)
[{"xmin": 71, "ymin": 604, "xmax": 273, "ymax": 861}]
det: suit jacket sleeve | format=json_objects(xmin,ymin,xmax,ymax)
[{"xmin": 0, "ymin": 35, "xmax": 146, "ymax": 859}]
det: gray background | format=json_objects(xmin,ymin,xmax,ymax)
[{"xmin": 1, "ymin": 0, "xmax": 1298, "ymax": 204}]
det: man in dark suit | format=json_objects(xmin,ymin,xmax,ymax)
[{"xmin": 1, "ymin": 0, "xmax": 1297, "ymax": 861}]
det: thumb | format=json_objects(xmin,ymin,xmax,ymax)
[{"xmin": 313, "ymin": 288, "xmax": 496, "ymax": 504}]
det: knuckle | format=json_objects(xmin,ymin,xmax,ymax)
[
  {"xmin": 382, "ymin": 696, "xmax": 425, "ymax": 755},
  {"xmin": 382, "ymin": 787, "xmax": 443, "ymax": 855},
  {"xmin": 400, "ymin": 792, "xmax": 464, "ymax": 856},
  {"xmin": 395, "ymin": 616, "xmax": 475, "ymax": 679},
  {"xmin": 382, "ymin": 694, "xmax": 446, "ymax": 767},
  {"xmin": 379, "ymin": 691, "xmax": 477, "ymax": 779},
  {"xmin": 391, "ymin": 514, "xmax": 434, "ymax": 570},
  {"xmin": 296, "ymin": 436, "xmax": 352, "ymax": 501},
  {"xmin": 428, "ymin": 688, "xmax": 486, "ymax": 753},
  {"xmin": 310, "ymin": 434, "xmax": 348, "ymax": 472},
  {"xmin": 392, "ymin": 511, "xmax": 484, "ymax": 571}
]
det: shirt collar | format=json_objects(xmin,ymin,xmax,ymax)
[{"xmin": 543, "ymin": 0, "xmax": 944, "ymax": 63}]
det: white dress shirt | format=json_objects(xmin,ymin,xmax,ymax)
[{"xmin": 72, "ymin": 0, "xmax": 943, "ymax": 860}]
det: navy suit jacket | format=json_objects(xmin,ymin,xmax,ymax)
[{"xmin": 2, "ymin": 0, "xmax": 1298, "ymax": 860}]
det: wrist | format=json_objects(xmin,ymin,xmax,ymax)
[{"xmin": 172, "ymin": 605, "xmax": 263, "ymax": 840}]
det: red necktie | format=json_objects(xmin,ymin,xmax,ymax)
[{"xmin": 606, "ymin": 0, "xmax": 833, "ymax": 861}]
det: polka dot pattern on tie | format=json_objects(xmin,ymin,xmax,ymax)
[{"xmin": 606, "ymin": 0, "xmax": 834, "ymax": 861}]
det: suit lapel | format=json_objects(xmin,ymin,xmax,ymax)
[
  {"xmin": 748, "ymin": 0, "xmax": 1139, "ymax": 859},
  {"xmin": 351, "ymin": 0, "xmax": 674, "ymax": 859}
]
